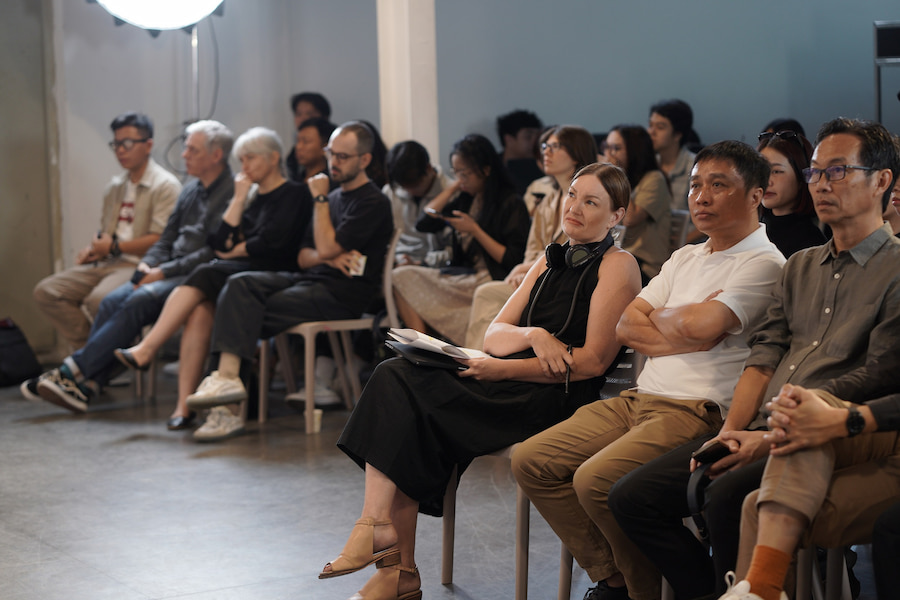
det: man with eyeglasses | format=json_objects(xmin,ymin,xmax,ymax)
[
  {"xmin": 33, "ymin": 112, "xmax": 180, "ymax": 352},
  {"xmin": 608, "ymin": 118, "xmax": 900, "ymax": 600},
  {"xmin": 27, "ymin": 121, "xmax": 234, "ymax": 423}
]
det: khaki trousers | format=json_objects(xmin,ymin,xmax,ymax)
[
  {"xmin": 736, "ymin": 390, "xmax": 900, "ymax": 574},
  {"xmin": 33, "ymin": 260, "xmax": 134, "ymax": 349},
  {"xmin": 464, "ymin": 279, "xmax": 514, "ymax": 349},
  {"xmin": 512, "ymin": 390, "xmax": 723, "ymax": 600}
]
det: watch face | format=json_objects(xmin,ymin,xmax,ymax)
[{"xmin": 847, "ymin": 408, "xmax": 866, "ymax": 437}]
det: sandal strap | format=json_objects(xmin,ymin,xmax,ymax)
[{"xmin": 393, "ymin": 564, "xmax": 418, "ymax": 575}]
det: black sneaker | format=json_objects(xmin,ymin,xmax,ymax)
[
  {"xmin": 583, "ymin": 581, "xmax": 631, "ymax": 600},
  {"xmin": 37, "ymin": 369, "xmax": 92, "ymax": 413},
  {"xmin": 20, "ymin": 377, "xmax": 42, "ymax": 402}
]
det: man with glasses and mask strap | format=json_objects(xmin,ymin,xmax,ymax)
[
  {"xmin": 608, "ymin": 118, "xmax": 900, "ymax": 600},
  {"xmin": 170, "ymin": 121, "xmax": 392, "ymax": 438},
  {"xmin": 33, "ymin": 112, "xmax": 180, "ymax": 352}
]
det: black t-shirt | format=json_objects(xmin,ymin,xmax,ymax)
[{"xmin": 300, "ymin": 181, "xmax": 393, "ymax": 307}]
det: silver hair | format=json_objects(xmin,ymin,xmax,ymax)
[
  {"xmin": 233, "ymin": 127, "xmax": 284, "ymax": 174},
  {"xmin": 185, "ymin": 120, "xmax": 234, "ymax": 165}
]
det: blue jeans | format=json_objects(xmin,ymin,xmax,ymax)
[{"xmin": 70, "ymin": 277, "xmax": 183, "ymax": 386}]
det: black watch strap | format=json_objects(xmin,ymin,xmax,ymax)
[{"xmin": 314, "ymin": 194, "xmax": 328, "ymax": 204}]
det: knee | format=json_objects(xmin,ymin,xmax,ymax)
[
  {"xmin": 511, "ymin": 435, "xmax": 546, "ymax": 488},
  {"xmin": 572, "ymin": 463, "xmax": 605, "ymax": 507}
]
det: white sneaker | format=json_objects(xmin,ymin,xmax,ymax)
[
  {"xmin": 286, "ymin": 381, "xmax": 341, "ymax": 409},
  {"xmin": 718, "ymin": 572, "xmax": 788, "ymax": 600},
  {"xmin": 193, "ymin": 406, "xmax": 245, "ymax": 442},
  {"xmin": 186, "ymin": 371, "xmax": 247, "ymax": 409}
]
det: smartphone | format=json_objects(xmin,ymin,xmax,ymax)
[
  {"xmin": 424, "ymin": 207, "xmax": 442, "ymax": 217},
  {"xmin": 691, "ymin": 439, "xmax": 731, "ymax": 464}
]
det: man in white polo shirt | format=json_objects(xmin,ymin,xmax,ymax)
[{"xmin": 513, "ymin": 140, "xmax": 786, "ymax": 600}]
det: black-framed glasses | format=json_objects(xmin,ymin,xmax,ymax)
[
  {"xmin": 109, "ymin": 138, "xmax": 149, "ymax": 151},
  {"xmin": 324, "ymin": 147, "xmax": 361, "ymax": 162},
  {"xmin": 801, "ymin": 165, "xmax": 877, "ymax": 183},
  {"xmin": 541, "ymin": 141, "xmax": 562, "ymax": 153}
]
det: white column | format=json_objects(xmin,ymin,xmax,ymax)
[{"xmin": 376, "ymin": 0, "xmax": 439, "ymax": 163}]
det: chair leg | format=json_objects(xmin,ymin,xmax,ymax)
[
  {"xmin": 796, "ymin": 547, "xmax": 814, "ymax": 600},
  {"xmin": 274, "ymin": 334, "xmax": 297, "ymax": 394},
  {"xmin": 258, "ymin": 339, "xmax": 269, "ymax": 424},
  {"xmin": 146, "ymin": 357, "xmax": 157, "ymax": 402},
  {"xmin": 338, "ymin": 330, "xmax": 361, "ymax": 409},
  {"xmin": 558, "ymin": 544, "xmax": 573, "ymax": 600},
  {"xmin": 327, "ymin": 331, "xmax": 352, "ymax": 408},
  {"xmin": 825, "ymin": 547, "xmax": 850, "ymax": 600},
  {"xmin": 303, "ymin": 332, "xmax": 318, "ymax": 434},
  {"xmin": 515, "ymin": 485, "xmax": 529, "ymax": 600},
  {"xmin": 442, "ymin": 465, "xmax": 458, "ymax": 585}
]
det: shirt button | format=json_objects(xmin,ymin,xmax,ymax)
[
  {"xmin": 824, "ymin": 308, "xmax": 831, "ymax": 314},
  {"xmin": 789, "ymin": 365, "xmax": 796, "ymax": 371},
  {"xmin": 834, "ymin": 273, "xmax": 841, "ymax": 279}
]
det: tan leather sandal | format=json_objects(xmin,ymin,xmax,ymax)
[
  {"xmin": 319, "ymin": 517, "xmax": 400, "ymax": 579},
  {"xmin": 349, "ymin": 564, "xmax": 422, "ymax": 600}
]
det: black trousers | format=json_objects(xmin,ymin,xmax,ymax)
[
  {"xmin": 873, "ymin": 500, "xmax": 900, "ymax": 600},
  {"xmin": 608, "ymin": 434, "xmax": 767, "ymax": 600}
]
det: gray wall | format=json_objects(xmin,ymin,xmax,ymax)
[{"xmin": 435, "ymin": 0, "xmax": 900, "ymax": 166}]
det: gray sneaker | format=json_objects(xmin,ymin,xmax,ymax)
[
  {"xmin": 193, "ymin": 406, "xmax": 245, "ymax": 442},
  {"xmin": 37, "ymin": 369, "xmax": 91, "ymax": 413}
]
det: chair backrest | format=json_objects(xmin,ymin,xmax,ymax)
[
  {"xmin": 382, "ymin": 229, "xmax": 403, "ymax": 329},
  {"xmin": 670, "ymin": 209, "xmax": 691, "ymax": 252},
  {"xmin": 599, "ymin": 347, "xmax": 645, "ymax": 400}
]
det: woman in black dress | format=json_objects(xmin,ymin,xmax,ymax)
[{"xmin": 318, "ymin": 163, "xmax": 642, "ymax": 600}]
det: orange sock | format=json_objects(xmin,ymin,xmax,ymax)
[{"xmin": 744, "ymin": 545, "xmax": 791, "ymax": 600}]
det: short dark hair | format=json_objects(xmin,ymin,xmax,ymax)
[
  {"xmin": 496, "ymin": 109, "xmax": 542, "ymax": 148},
  {"xmin": 609, "ymin": 124, "xmax": 660, "ymax": 189},
  {"xmin": 816, "ymin": 117, "xmax": 900, "ymax": 209},
  {"xmin": 110, "ymin": 112, "xmax": 153, "ymax": 139},
  {"xmin": 694, "ymin": 140, "xmax": 770, "ymax": 193},
  {"xmin": 386, "ymin": 141, "xmax": 431, "ymax": 188},
  {"xmin": 290, "ymin": 92, "xmax": 331, "ymax": 120},
  {"xmin": 649, "ymin": 99, "xmax": 693, "ymax": 148},
  {"xmin": 297, "ymin": 117, "xmax": 336, "ymax": 145},
  {"xmin": 763, "ymin": 118, "xmax": 806, "ymax": 137},
  {"xmin": 757, "ymin": 132, "xmax": 815, "ymax": 216}
]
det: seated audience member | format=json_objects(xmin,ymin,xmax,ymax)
[
  {"xmin": 465, "ymin": 125, "xmax": 598, "ymax": 349},
  {"xmin": 292, "ymin": 117, "xmax": 336, "ymax": 186},
  {"xmin": 497, "ymin": 108, "xmax": 544, "ymax": 195},
  {"xmin": 141, "ymin": 121, "xmax": 393, "ymax": 441},
  {"xmin": 605, "ymin": 124, "xmax": 673, "ymax": 284},
  {"xmin": 33, "ymin": 112, "xmax": 181, "ymax": 350},
  {"xmin": 319, "ymin": 163, "xmax": 641, "ymax": 600},
  {"xmin": 26, "ymin": 121, "xmax": 234, "ymax": 413},
  {"xmin": 761, "ymin": 117, "xmax": 805, "ymax": 137},
  {"xmin": 116, "ymin": 126, "xmax": 311, "ymax": 432},
  {"xmin": 756, "ymin": 130, "xmax": 826, "ymax": 256},
  {"xmin": 512, "ymin": 140, "xmax": 785, "ymax": 600},
  {"xmin": 392, "ymin": 134, "xmax": 530, "ymax": 346},
  {"xmin": 286, "ymin": 91, "xmax": 331, "ymax": 182},
  {"xmin": 885, "ymin": 140, "xmax": 900, "ymax": 236},
  {"xmin": 383, "ymin": 140, "xmax": 453, "ymax": 266},
  {"xmin": 722, "ymin": 383, "xmax": 900, "ymax": 600},
  {"xmin": 608, "ymin": 118, "xmax": 900, "ymax": 600},
  {"xmin": 648, "ymin": 99, "xmax": 696, "ymax": 209}
]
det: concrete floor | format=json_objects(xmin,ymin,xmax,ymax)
[
  {"xmin": 0, "ymin": 371, "xmax": 592, "ymax": 600},
  {"xmin": 0, "ymin": 369, "xmax": 878, "ymax": 600}
]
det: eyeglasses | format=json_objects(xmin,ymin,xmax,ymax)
[
  {"xmin": 801, "ymin": 165, "xmax": 877, "ymax": 183},
  {"xmin": 324, "ymin": 147, "xmax": 361, "ymax": 162},
  {"xmin": 452, "ymin": 168, "xmax": 474, "ymax": 179},
  {"xmin": 109, "ymin": 138, "xmax": 149, "ymax": 151},
  {"xmin": 541, "ymin": 142, "xmax": 562, "ymax": 153}
]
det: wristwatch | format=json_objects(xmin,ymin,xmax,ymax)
[
  {"xmin": 314, "ymin": 194, "xmax": 328, "ymax": 204},
  {"xmin": 845, "ymin": 405, "xmax": 865, "ymax": 437}
]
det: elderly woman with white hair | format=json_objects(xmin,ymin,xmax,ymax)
[{"xmin": 115, "ymin": 126, "xmax": 312, "ymax": 434}]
